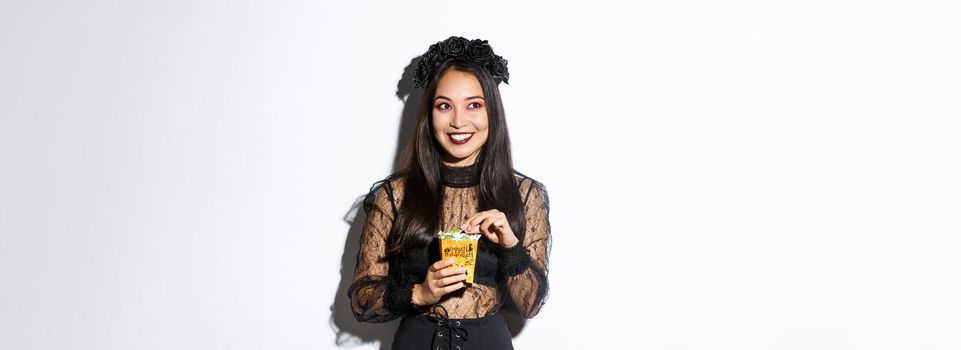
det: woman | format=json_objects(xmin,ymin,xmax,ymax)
[{"xmin": 348, "ymin": 36, "xmax": 551, "ymax": 350}]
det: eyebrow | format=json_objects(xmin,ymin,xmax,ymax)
[{"xmin": 434, "ymin": 95, "xmax": 485, "ymax": 102}]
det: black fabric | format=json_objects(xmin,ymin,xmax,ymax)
[
  {"xmin": 383, "ymin": 275, "xmax": 423, "ymax": 317},
  {"xmin": 349, "ymin": 165, "xmax": 551, "ymax": 325},
  {"xmin": 391, "ymin": 307, "xmax": 514, "ymax": 350},
  {"xmin": 492, "ymin": 243, "xmax": 532, "ymax": 277},
  {"xmin": 440, "ymin": 163, "xmax": 481, "ymax": 188}
]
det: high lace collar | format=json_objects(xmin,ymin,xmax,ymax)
[{"xmin": 441, "ymin": 162, "xmax": 480, "ymax": 188}]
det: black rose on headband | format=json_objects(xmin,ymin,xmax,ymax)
[
  {"xmin": 466, "ymin": 39, "xmax": 494, "ymax": 62},
  {"xmin": 488, "ymin": 55, "xmax": 509, "ymax": 85},
  {"xmin": 413, "ymin": 36, "xmax": 510, "ymax": 88},
  {"xmin": 414, "ymin": 59, "xmax": 432, "ymax": 89},
  {"xmin": 423, "ymin": 43, "xmax": 442, "ymax": 65},
  {"xmin": 441, "ymin": 37, "xmax": 469, "ymax": 57}
]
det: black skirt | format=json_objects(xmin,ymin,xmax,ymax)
[{"xmin": 391, "ymin": 306, "xmax": 513, "ymax": 350}]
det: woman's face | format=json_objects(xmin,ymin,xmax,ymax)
[{"xmin": 431, "ymin": 69, "xmax": 490, "ymax": 167}]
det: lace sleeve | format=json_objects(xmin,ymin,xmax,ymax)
[
  {"xmin": 495, "ymin": 179, "xmax": 551, "ymax": 318},
  {"xmin": 347, "ymin": 179, "xmax": 418, "ymax": 323}
]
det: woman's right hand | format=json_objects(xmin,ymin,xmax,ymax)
[{"xmin": 412, "ymin": 258, "xmax": 467, "ymax": 306}]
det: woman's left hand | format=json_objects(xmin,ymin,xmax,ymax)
[{"xmin": 462, "ymin": 209, "xmax": 519, "ymax": 249}]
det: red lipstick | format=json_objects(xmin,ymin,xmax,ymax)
[{"xmin": 448, "ymin": 133, "xmax": 473, "ymax": 145}]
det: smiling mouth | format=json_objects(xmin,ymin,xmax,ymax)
[{"xmin": 448, "ymin": 133, "xmax": 474, "ymax": 145}]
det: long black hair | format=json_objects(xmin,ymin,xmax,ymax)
[{"xmin": 387, "ymin": 59, "xmax": 526, "ymax": 255}]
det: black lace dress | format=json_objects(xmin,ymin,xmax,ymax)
[{"xmin": 348, "ymin": 163, "xmax": 551, "ymax": 350}]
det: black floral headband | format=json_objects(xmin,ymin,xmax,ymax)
[{"xmin": 413, "ymin": 36, "xmax": 509, "ymax": 88}]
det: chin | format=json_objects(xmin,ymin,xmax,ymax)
[
  {"xmin": 440, "ymin": 145, "xmax": 467, "ymax": 157},
  {"xmin": 442, "ymin": 149, "xmax": 477, "ymax": 163},
  {"xmin": 448, "ymin": 153, "xmax": 473, "ymax": 161}
]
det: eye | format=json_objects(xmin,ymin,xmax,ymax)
[
  {"xmin": 435, "ymin": 102, "xmax": 451, "ymax": 110},
  {"xmin": 468, "ymin": 102, "xmax": 483, "ymax": 109}
]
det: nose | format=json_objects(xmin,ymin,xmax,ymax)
[{"xmin": 449, "ymin": 109, "xmax": 467, "ymax": 128}]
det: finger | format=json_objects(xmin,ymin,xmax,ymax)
[
  {"xmin": 464, "ymin": 212, "xmax": 495, "ymax": 233},
  {"xmin": 431, "ymin": 258, "xmax": 456, "ymax": 272},
  {"xmin": 476, "ymin": 222, "xmax": 499, "ymax": 239},
  {"xmin": 460, "ymin": 212, "xmax": 480, "ymax": 231},
  {"xmin": 460, "ymin": 213, "xmax": 482, "ymax": 232},
  {"xmin": 431, "ymin": 275, "xmax": 462, "ymax": 289},
  {"xmin": 481, "ymin": 209, "xmax": 500, "ymax": 217},
  {"xmin": 478, "ymin": 211, "xmax": 506, "ymax": 230},
  {"xmin": 462, "ymin": 221, "xmax": 480, "ymax": 233},
  {"xmin": 438, "ymin": 273, "xmax": 468, "ymax": 286},
  {"xmin": 442, "ymin": 282, "xmax": 466, "ymax": 294},
  {"xmin": 492, "ymin": 218, "xmax": 510, "ymax": 233},
  {"xmin": 493, "ymin": 218, "xmax": 507, "ymax": 229},
  {"xmin": 465, "ymin": 210, "xmax": 501, "ymax": 230},
  {"xmin": 479, "ymin": 216, "xmax": 499, "ymax": 235},
  {"xmin": 476, "ymin": 217, "xmax": 491, "ymax": 234},
  {"xmin": 437, "ymin": 265, "xmax": 467, "ymax": 278}
]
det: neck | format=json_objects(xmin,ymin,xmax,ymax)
[
  {"xmin": 440, "ymin": 162, "xmax": 480, "ymax": 188},
  {"xmin": 442, "ymin": 152, "xmax": 480, "ymax": 167}
]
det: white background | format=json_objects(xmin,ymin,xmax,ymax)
[{"xmin": 2, "ymin": 1, "xmax": 960, "ymax": 349}]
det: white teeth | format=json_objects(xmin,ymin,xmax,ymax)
[{"xmin": 450, "ymin": 133, "xmax": 472, "ymax": 141}]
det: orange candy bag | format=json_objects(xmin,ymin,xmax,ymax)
[{"xmin": 437, "ymin": 228, "xmax": 481, "ymax": 285}]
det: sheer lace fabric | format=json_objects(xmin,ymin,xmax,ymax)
[{"xmin": 348, "ymin": 165, "xmax": 551, "ymax": 322}]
